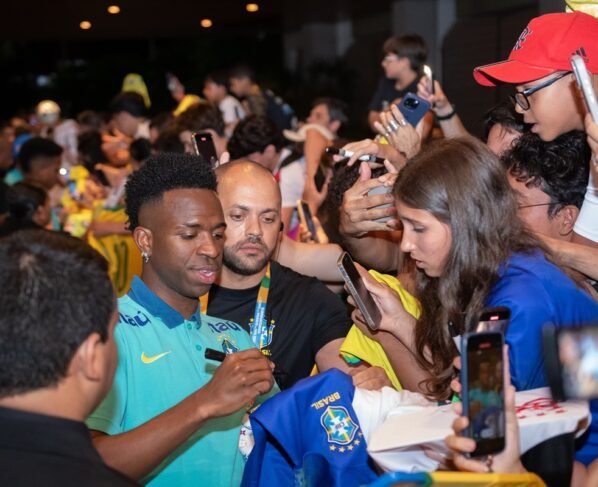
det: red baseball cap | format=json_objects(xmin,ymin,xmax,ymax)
[{"xmin": 474, "ymin": 11, "xmax": 598, "ymax": 86}]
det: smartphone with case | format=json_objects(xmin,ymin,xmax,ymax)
[
  {"xmin": 475, "ymin": 307, "xmax": 511, "ymax": 334},
  {"xmin": 296, "ymin": 199, "xmax": 319, "ymax": 243},
  {"xmin": 571, "ymin": 55, "xmax": 598, "ymax": 122},
  {"xmin": 461, "ymin": 331, "xmax": 506, "ymax": 457},
  {"xmin": 397, "ymin": 93, "xmax": 431, "ymax": 127},
  {"xmin": 337, "ymin": 252, "xmax": 382, "ymax": 330},
  {"xmin": 192, "ymin": 132, "xmax": 218, "ymax": 168}
]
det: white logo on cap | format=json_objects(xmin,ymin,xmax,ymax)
[{"xmin": 513, "ymin": 27, "xmax": 532, "ymax": 51}]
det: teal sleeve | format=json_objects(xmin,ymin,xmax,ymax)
[{"xmin": 86, "ymin": 323, "xmax": 129, "ymax": 435}]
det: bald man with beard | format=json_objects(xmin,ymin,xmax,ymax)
[{"xmin": 204, "ymin": 160, "xmax": 390, "ymax": 390}]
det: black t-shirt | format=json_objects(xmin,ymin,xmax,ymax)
[
  {"xmin": 0, "ymin": 407, "xmax": 139, "ymax": 486},
  {"xmin": 207, "ymin": 261, "xmax": 351, "ymax": 389},
  {"xmin": 368, "ymin": 77, "xmax": 420, "ymax": 112}
]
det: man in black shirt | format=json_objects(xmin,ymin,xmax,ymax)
[
  {"xmin": 0, "ymin": 231, "xmax": 137, "ymax": 486},
  {"xmin": 209, "ymin": 161, "xmax": 387, "ymax": 389},
  {"xmin": 368, "ymin": 34, "xmax": 428, "ymax": 132}
]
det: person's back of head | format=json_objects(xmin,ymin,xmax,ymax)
[
  {"xmin": 229, "ymin": 65, "xmax": 257, "ymax": 85},
  {"xmin": 175, "ymin": 103, "xmax": 226, "ymax": 138},
  {"xmin": 77, "ymin": 110, "xmax": 107, "ymax": 133},
  {"xmin": 227, "ymin": 115, "xmax": 284, "ymax": 161},
  {"xmin": 483, "ymin": 101, "xmax": 527, "ymax": 155},
  {"xmin": 129, "ymin": 138, "xmax": 152, "ymax": 166},
  {"xmin": 0, "ymin": 230, "xmax": 116, "ymax": 416},
  {"xmin": 2, "ymin": 182, "xmax": 49, "ymax": 234},
  {"xmin": 109, "ymin": 92, "xmax": 147, "ymax": 119},
  {"xmin": 383, "ymin": 34, "xmax": 428, "ymax": 73},
  {"xmin": 18, "ymin": 137, "xmax": 63, "ymax": 175},
  {"xmin": 153, "ymin": 129, "xmax": 185, "ymax": 154},
  {"xmin": 77, "ymin": 130, "xmax": 108, "ymax": 170}
]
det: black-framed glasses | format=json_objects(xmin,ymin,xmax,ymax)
[
  {"xmin": 517, "ymin": 202, "xmax": 554, "ymax": 210},
  {"xmin": 510, "ymin": 72, "xmax": 571, "ymax": 111}
]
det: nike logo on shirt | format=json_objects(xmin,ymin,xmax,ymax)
[{"xmin": 141, "ymin": 351, "xmax": 172, "ymax": 364}]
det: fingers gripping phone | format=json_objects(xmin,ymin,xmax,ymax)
[
  {"xmin": 461, "ymin": 331, "xmax": 506, "ymax": 457},
  {"xmin": 297, "ymin": 199, "xmax": 319, "ymax": 243},
  {"xmin": 571, "ymin": 55, "xmax": 598, "ymax": 122},
  {"xmin": 191, "ymin": 132, "xmax": 218, "ymax": 168},
  {"xmin": 337, "ymin": 252, "xmax": 382, "ymax": 330},
  {"xmin": 397, "ymin": 93, "xmax": 431, "ymax": 127}
]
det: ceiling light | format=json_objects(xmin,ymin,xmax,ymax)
[
  {"xmin": 246, "ymin": 3, "xmax": 259, "ymax": 12},
  {"xmin": 107, "ymin": 5, "xmax": 121, "ymax": 14},
  {"xmin": 79, "ymin": 21, "xmax": 92, "ymax": 30},
  {"xmin": 200, "ymin": 18, "xmax": 213, "ymax": 28}
]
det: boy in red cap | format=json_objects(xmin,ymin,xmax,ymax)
[{"xmin": 475, "ymin": 11, "xmax": 598, "ymax": 248}]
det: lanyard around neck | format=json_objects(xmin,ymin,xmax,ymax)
[{"xmin": 199, "ymin": 263, "xmax": 272, "ymax": 349}]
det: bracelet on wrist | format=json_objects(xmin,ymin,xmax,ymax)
[{"xmin": 436, "ymin": 105, "xmax": 457, "ymax": 121}]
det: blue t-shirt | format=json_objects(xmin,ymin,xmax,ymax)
[
  {"xmin": 486, "ymin": 251, "xmax": 598, "ymax": 465},
  {"xmin": 87, "ymin": 277, "xmax": 262, "ymax": 486},
  {"xmin": 486, "ymin": 251, "xmax": 598, "ymax": 391}
]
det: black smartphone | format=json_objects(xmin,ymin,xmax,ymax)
[
  {"xmin": 543, "ymin": 323, "xmax": 598, "ymax": 401},
  {"xmin": 296, "ymin": 199, "xmax": 319, "ymax": 243},
  {"xmin": 192, "ymin": 131, "xmax": 218, "ymax": 168},
  {"xmin": 475, "ymin": 307, "xmax": 511, "ymax": 334},
  {"xmin": 397, "ymin": 93, "xmax": 431, "ymax": 127},
  {"xmin": 461, "ymin": 331, "xmax": 506, "ymax": 457},
  {"xmin": 337, "ymin": 252, "xmax": 382, "ymax": 330}
]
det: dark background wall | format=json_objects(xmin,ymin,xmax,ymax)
[{"xmin": 0, "ymin": 0, "xmax": 569, "ymax": 138}]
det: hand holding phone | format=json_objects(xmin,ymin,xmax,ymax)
[
  {"xmin": 397, "ymin": 93, "xmax": 431, "ymax": 127},
  {"xmin": 337, "ymin": 252, "xmax": 382, "ymax": 330},
  {"xmin": 571, "ymin": 55, "xmax": 598, "ymax": 122},
  {"xmin": 460, "ymin": 331, "xmax": 506, "ymax": 457}
]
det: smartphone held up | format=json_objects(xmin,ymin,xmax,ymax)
[
  {"xmin": 460, "ymin": 331, "xmax": 506, "ymax": 457},
  {"xmin": 337, "ymin": 252, "xmax": 382, "ymax": 331},
  {"xmin": 191, "ymin": 131, "xmax": 219, "ymax": 168}
]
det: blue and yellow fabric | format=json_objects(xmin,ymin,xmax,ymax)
[{"xmin": 87, "ymin": 205, "xmax": 142, "ymax": 296}]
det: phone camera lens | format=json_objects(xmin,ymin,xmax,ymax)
[{"xmin": 405, "ymin": 99, "xmax": 419, "ymax": 109}]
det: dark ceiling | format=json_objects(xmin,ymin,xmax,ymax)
[{"xmin": 0, "ymin": 0, "xmax": 285, "ymax": 40}]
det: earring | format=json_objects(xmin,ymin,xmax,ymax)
[{"xmin": 142, "ymin": 252, "xmax": 150, "ymax": 264}]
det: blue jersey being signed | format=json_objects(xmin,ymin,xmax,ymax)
[{"xmin": 242, "ymin": 369, "xmax": 378, "ymax": 487}]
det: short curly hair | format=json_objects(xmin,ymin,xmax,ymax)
[
  {"xmin": 501, "ymin": 130, "xmax": 590, "ymax": 216},
  {"xmin": 125, "ymin": 152, "xmax": 217, "ymax": 230}
]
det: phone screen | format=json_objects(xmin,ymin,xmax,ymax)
[
  {"xmin": 192, "ymin": 132, "xmax": 218, "ymax": 168},
  {"xmin": 463, "ymin": 332, "xmax": 505, "ymax": 457},
  {"xmin": 337, "ymin": 252, "xmax": 381, "ymax": 330},
  {"xmin": 557, "ymin": 326, "xmax": 598, "ymax": 399}
]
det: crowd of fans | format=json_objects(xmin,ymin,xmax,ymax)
[{"xmin": 1, "ymin": 9, "xmax": 598, "ymax": 487}]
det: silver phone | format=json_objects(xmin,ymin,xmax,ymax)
[{"xmin": 571, "ymin": 54, "xmax": 598, "ymax": 122}]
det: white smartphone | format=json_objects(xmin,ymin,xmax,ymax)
[{"xmin": 571, "ymin": 55, "xmax": 598, "ymax": 122}]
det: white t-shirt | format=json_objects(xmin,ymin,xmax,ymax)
[
  {"xmin": 574, "ymin": 171, "xmax": 598, "ymax": 242},
  {"xmin": 220, "ymin": 96, "xmax": 246, "ymax": 125}
]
